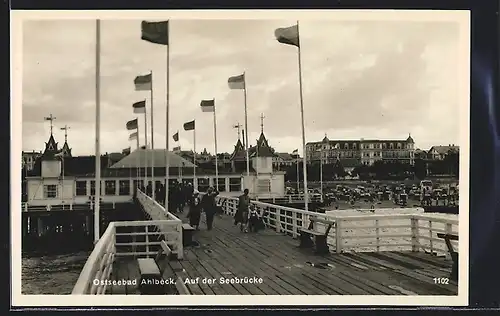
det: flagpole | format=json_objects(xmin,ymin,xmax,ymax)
[
  {"xmin": 165, "ymin": 23, "xmax": 171, "ymax": 210},
  {"xmin": 296, "ymin": 156, "xmax": 300, "ymax": 193},
  {"xmin": 94, "ymin": 19, "xmax": 101, "ymax": 244},
  {"xmin": 193, "ymin": 127, "xmax": 197, "ymax": 188},
  {"xmin": 150, "ymin": 71, "xmax": 155, "ymax": 200},
  {"xmin": 320, "ymin": 149, "xmax": 323, "ymax": 203},
  {"xmin": 243, "ymin": 71, "xmax": 250, "ymax": 177},
  {"xmin": 136, "ymin": 134, "xmax": 140, "ymax": 186},
  {"xmin": 213, "ymin": 98, "xmax": 219, "ymax": 190},
  {"xmin": 296, "ymin": 21, "xmax": 309, "ymax": 212},
  {"xmin": 176, "ymin": 131, "xmax": 180, "ymax": 182},
  {"xmin": 143, "ymin": 102, "xmax": 148, "ymax": 192}
]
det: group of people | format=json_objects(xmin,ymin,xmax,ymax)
[
  {"xmin": 234, "ymin": 189, "xmax": 265, "ymax": 233},
  {"xmin": 187, "ymin": 186, "xmax": 221, "ymax": 231},
  {"xmin": 139, "ymin": 182, "xmax": 264, "ymax": 233}
]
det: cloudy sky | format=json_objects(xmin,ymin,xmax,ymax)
[{"xmin": 21, "ymin": 16, "xmax": 464, "ymax": 156}]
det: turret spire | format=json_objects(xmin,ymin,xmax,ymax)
[{"xmin": 44, "ymin": 114, "xmax": 56, "ymax": 135}]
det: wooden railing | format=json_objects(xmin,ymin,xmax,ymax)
[
  {"xmin": 216, "ymin": 196, "xmax": 458, "ymax": 256},
  {"xmin": 22, "ymin": 201, "xmax": 118, "ymax": 212},
  {"xmin": 72, "ymin": 190, "xmax": 183, "ymax": 295}
]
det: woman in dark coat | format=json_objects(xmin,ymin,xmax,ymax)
[{"xmin": 187, "ymin": 190, "xmax": 202, "ymax": 230}]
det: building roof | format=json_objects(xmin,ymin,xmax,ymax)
[
  {"xmin": 230, "ymin": 139, "xmax": 246, "ymax": 161},
  {"xmin": 275, "ymin": 152, "xmax": 295, "ymax": 161},
  {"xmin": 406, "ymin": 134, "xmax": 415, "ymax": 144},
  {"xmin": 428, "ymin": 145, "xmax": 459, "ymax": 155},
  {"xmin": 250, "ymin": 132, "xmax": 277, "ymax": 158},
  {"xmin": 109, "ymin": 149, "xmax": 196, "ymax": 168}
]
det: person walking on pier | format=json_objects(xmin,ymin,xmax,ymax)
[
  {"xmin": 187, "ymin": 190, "xmax": 202, "ymax": 230},
  {"xmin": 175, "ymin": 183, "xmax": 185, "ymax": 213},
  {"xmin": 235, "ymin": 189, "xmax": 251, "ymax": 233},
  {"xmin": 157, "ymin": 183, "xmax": 166, "ymax": 206},
  {"xmin": 202, "ymin": 187, "xmax": 219, "ymax": 231}
]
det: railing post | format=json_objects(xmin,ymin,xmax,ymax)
[
  {"xmin": 335, "ymin": 219, "xmax": 342, "ymax": 253},
  {"xmin": 444, "ymin": 222, "xmax": 452, "ymax": 259},
  {"xmin": 375, "ymin": 219, "xmax": 380, "ymax": 252},
  {"xmin": 145, "ymin": 225, "xmax": 149, "ymax": 257},
  {"xmin": 275, "ymin": 208, "xmax": 281, "ymax": 233},
  {"xmin": 411, "ymin": 218, "xmax": 419, "ymax": 252},
  {"xmin": 428, "ymin": 220, "xmax": 434, "ymax": 255},
  {"xmin": 177, "ymin": 221, "xmax": 184, "ymax": 260},
  {"xmin": 288, "ymin": 195, "xmax": 292, "ymax": 203},
  {"xmin": 292, "ymin": 211, "xmax": 298, "ymax": 238}
]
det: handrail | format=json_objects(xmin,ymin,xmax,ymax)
[
  {"xmin": 216, "ymin": 195, "xmax": 458, "ymax": 255},
  {"xmin": 136, "ymin": 190, "xmax": 183, "ymax": 259},
  {"xmin": 72, "ymin": 222, "xmax": 116, "ymax": 294}
]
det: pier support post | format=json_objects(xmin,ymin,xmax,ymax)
[
  {"xmin": 22, "ymin": 216, "xmax": 28, "ymax": 237},
  {"xmin": 85, "ymin": 215, "xmax": 90, "ymax": 235},
  {"xmin": 37, "ymin": 217, "xmax": 44, "ymax": 237}
]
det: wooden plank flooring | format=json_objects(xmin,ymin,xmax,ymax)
[{"xmin": 111, "ymin": 209, "xmax": 458, "ymax": 295}]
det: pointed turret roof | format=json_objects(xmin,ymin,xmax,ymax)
[
  {"xmin": 41, "ymin": 134, "xmax": 59, "ymax": 160},
  {"xmin": 250, "ymin": 132, "xmax": 276, "ymax": 158},
  {"xmin": 230, "ymin": 139, "xmax": 246, "ymax": 161},
  {"xmin": 60, "ymin": 141, "xmax": 73, "ymax": 158},
  {"xmin": 322, "ymin": 133, "xmax": 329, "ymax": 143},
  {"xmin": 406, "ymin": 134, "xmax": 415, "ymax": 144}
]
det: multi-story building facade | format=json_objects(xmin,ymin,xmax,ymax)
[
  {"xmin": 305, "ymin": 134, "xmax": 416, "ymax": 166},
  {"xmin": 22, "ymin": 150, "xmax": 43, "ymax": 171}
]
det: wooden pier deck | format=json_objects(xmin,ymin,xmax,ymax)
[{"xmin": 109, "ymin": 210, "xmax": 458, "ymax": 295}]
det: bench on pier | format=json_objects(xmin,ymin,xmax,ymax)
[
  {"xmin": 298, "ymin": 216, "xmax": 335, "ymax": 255},
  {"xmin": 182, "ymin": 223, "xmax": 196, "ymax": 246},
  {"xmin": 437, "ymin": 233, "xmax": 459, "ymax": 281},
  {"xmin": 137, "ymin": 241, "xmax": 176, "ymax": 295}
]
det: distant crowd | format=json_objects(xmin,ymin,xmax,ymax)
[{"xmin": 136, "ymin": 182, "xmax": 265, "ymax": 233}]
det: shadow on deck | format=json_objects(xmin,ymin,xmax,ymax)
[{"xmin": 110, "ymin": 209, "xmax": 458, "ymax": 295}]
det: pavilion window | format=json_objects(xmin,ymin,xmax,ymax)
[
  {"xmin": 75, "ymin": 181, "xmax": 87, "ymax": 196},
  {"xmin": 197, "ymin": 178, "xmax": 209, "ymax": 192},
  {"xmin": 44, "ymin": 184, "xmax": 58, "ymax": 199},
  {"xmin": 119, "ymin": 180, "xmax": 130, "ymax": 196},
  {"xmin": 217, "ymin": 178, "xmax": 226, "ymax": 192},
  {"xmin": 229, "ymin": 178, "xmax": 241, "ymax": 192},
  {"xmin": 105, "ymin": 180, "xmax": 116, "ymax": 195}
]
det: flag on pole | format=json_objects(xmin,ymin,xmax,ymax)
[
  {"xmin": 200, "ymin": 99, "xmax": 215, "ymax": 112},
  {"xmin": 173, "ymin": 132, "xmax": 179, "ymax": 142},
  {"xmin": 141, "ymin": 21, "xmax": 169, "ymax": 45},
  {"xmin": 132, "ymin": 100, "xmax": 146, "ymax": 114},
  {"xmin": 122, "ymin": 147, "xmax": 131, "ymax": 155},
  {"xmin": 129, "ymin": 132, "xmax": 138, "ymax": 140},
  {"xmin": 183, "ymin": 120, "xmax": 195, "ymax": 131},
  {"xmin": 126, "ymin": 118, "xmax": 138, "ymax": 130},
  {"xmin": 228, "ymin": 74, "xmax": 245, "ymax": 90},
  {"xmin": 292, "ymin": 149, "xmax": 298, "ymax": 154},
  {"xmin": 275, "ymin": 24, "xmax": 300, "ymax": 47},
  {"xmin": 134, "ymin": 74, "xmax": 152, "ymax": 91},
  {"xmin": 173, "ymin": 146, "xmax": 181, "ymax": 153}
]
